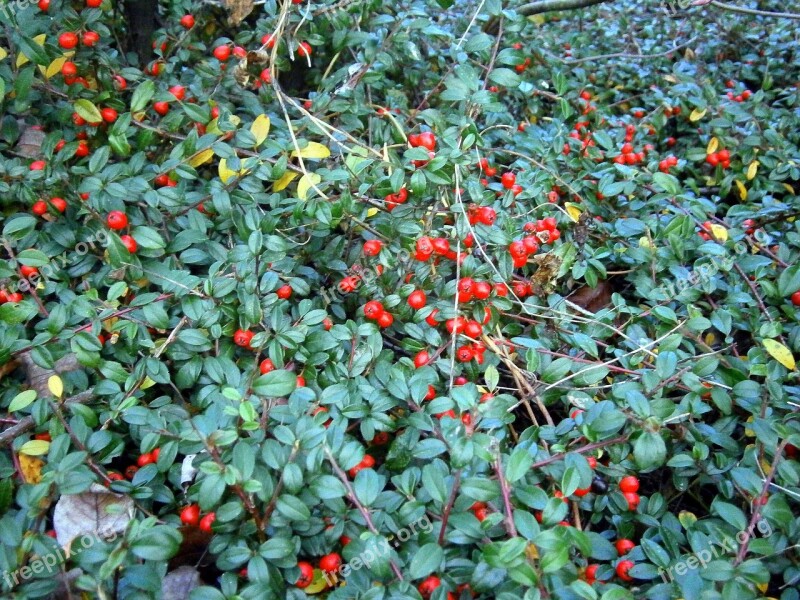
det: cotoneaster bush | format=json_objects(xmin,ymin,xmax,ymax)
[{"xmin": 0, "ymin": 1, "xmax": 799, "ymax": 599}]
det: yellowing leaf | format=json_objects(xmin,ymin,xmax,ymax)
[
  {"xmin": 19, "ymin": 453, "xmax": 44, "ymax": 483},
  {"xmin": 303, "ymin": 569, "xmax": 331, "ymax": 594},
  {"xmin": 706, "ymin": 137, "xmax": 719, "ymax": 155},
  {"xmin": 206, "ymin": 117, "xmax": 221, "ymax": 135},
  {"xmin": 291, "ymin": 142, "xmax": 330, "ymax": 160},
  {"xmin": 0, "ymin": 47, "xmax": 7, "ymax": 61},
  {"xmin": 17, "ymin": 34, "xmax": 46, "ymax": 68},
  {"xmin": 250, "ymin": 114, "xmax": 271, "ymax": 146},
  {"xmin": 218, "ymin": 158, "xmax": 248, "ymax": 184},
  {"xmin": 140, "ymin": 376, "xmax": 157, "ymax": 390},
  {"xmin": 689, "ymin": 108, "xmax": 707, "ymax": 122},
  {"xmin": 564, "ymin": 202, "xmax": 582, "ymax": 222},
  {"xmin": 366, "ymin": 207, "xmax": 379, "ymax": 218},
  {"xmin": 297, "ymin": 172, "xmax": 322, "ymax": 200},
  {"xmin": 747, "ymin": 160, "xmax": 759, "ymax": 180},
  {"xmin": 734, "ymin": 179, "xmax": 747, "ymax": 201},
  {"xmin": 638, "ymin": 236, "xmax": 654, "ymax": 249},
  {"xmin": 48, "ymin": 375, "xmax": 63, "ymax": 399},
  {"xmin": 784, "ymin": 183, "xmax": 796, "ymax": 195},
  {"xmin": 678, "ymin": 511, "xmax": 697, "ymax": 529},
  {"xmin": 20, "ymin": 439, "xmax": 50, "ymax": 456},
  {"xmin": 9, "ymin": 390, "xmax": 37, "ymax": 412},
  {"xmin": 188, "ymin": 148, "xmax": 214, "ymax": 168},
  {"xmin": 273, "ymin": 171, "xmax": 299, "ymax": 192},
  {"xmin": 41, "ymin": 52, "xmax": 74, "ymax": 79},
  {"xmin": 763, "ymin": 339, "xmax": 796, "ymax": 370},
  {"xmin": 709, "ymin": 224, "xmax": 728, "ymax": 241}
]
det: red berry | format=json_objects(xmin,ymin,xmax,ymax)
[
  {"xmin": 30, "ymin": 160, "xmax": 46, "ymax": 171},
  {"xmin": 199, "ymin": 512, "xmax": 216, "ymax": 533},
  {"xmin": 615, "ymin": 539, "xmax": 635, "ymax": 555},
  {"xmin": 408, "ymin": 290, "xmax": 427, "ymax": 309},
  {"xmin": 213, "ymin": 45, "xmax": 231, "ymax": 61},
  {"xmin": 153, "ymin": 101, "xmax": 170, "ymax": 116},
  {"xmin": 418, "ymin": 575, "xmax": 442, "ymax": 599},
  {"xmin": 456, "ymin": 345, "xmax": 474, "ymax": 362},
  {"xmin": 276, "ymin": 284, "xmax": 292, "ymax": 299},
  {"xmin": 348, "ymin": 454, "xmax": 375, "ymax": 478},
  {"xmin": 377, "ymin": 312, "xmax": 394, "ymax": 328},
  {"xmin": 58, "ymin": 32, "xmax": 79, "ymax": 49},
  {"xmin": 136, "ymin": 452, "xmax": 154, "ymax": 467},
  {"xmin": 623, "ymin": 491, "xmax": 641, "ymax": 511},
  {"xmin": 363, "ymin": 240, "xmax": 383, "ymax": 256},
  {"xmin": 619, "ymin": 476, "xmax": 639, "ymax": 493},
  {"xmin": 86, "ymin": 0, "xmax": 102, "ymax": 6},
  {"xmin": 417, "ymin": 131, "xmax": 436, "ymax": 151},
  {"xmin": 120, "ymin": 235, "xmax": 137, "ymax": 253},
  {"xmin": 295, "ymin": 561, "xmax": 314, "ymax": 588},
  {"xmin": 20, "ymin": 265, "xmax": 38, "ymax": 278},
  {"xmin": 32, "ymin": 201, "xmax": 48, "ymax": 216},
  {"xmin": 49, "ymin": 197, "xmax": 67, "ymax": 213},
  {"xmin": 425, "ymin": 308, "xmax": 439, "ymax": 327},
  {"xmin": 100, "ymin": 107, "xmax": 118, "ymax": 123},
  {"xmin": 82, "ymin": 31, "xmax": 100, "ymax": 47},
  {"xmin": 791, "ymin": 291, "xmax": 800, "ymax": 306},
  {"xmin": 616, "ymin": 560, "xmax": 634, "ymax": 581},
  {"xmin": 106, "ymin": 211, "xmax": 128, "ymax": 230},
  {"xmin": 363, "ymin": 300, "xmax": 384, "ymax": 320},
  {"xmin": 501, "ymin": 172, "xmax": 516, "ymax": 189},
  {"xmin": 180, "ymin": 14, "xmax": 196, "ymax": 28},
  {"xmin": 180, "ymin": 504, "xmax": 201, "ymax": 526},
  {"xmin": 414, "ymin": 350, "xmax": 430, "ymax": 368},
  {"xmin": 297, "ymin": 42, "xmax": 312, "ymax": 58},
  {"xmin": 319, "ymin": 552, "xmax": 342, "ymax": 573},
  {"xmin": 169, "ymin": 85, "xmax": 186, "ymax": 101},
  {"xmin": 61, "ymin": 61, "xmax": 78, "ymax": 79},
  {"xmin": 38, "ymin": 0, "xmax": 50, "ymax": 10},
  {"xmin": 259, "ymin": 358, "xmax": 275, "ymax": 374},
  {"xmin": 233, "ymin": 329, "xmax": 254, "ymax": 348}
]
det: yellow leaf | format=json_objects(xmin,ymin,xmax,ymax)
[
  {"xmin": 366, "ymin": 207, "xmax": 379, "ymax": 218},
  {"xmin": 747, "ymin": 160, "xmax": 759, "ymax": 180},
  {"xmin": 19, "ymin": 453, "xmax": 44, "ymax": 483},
  {"xmin": 763, "ymin": 339, "xmax": 795, "ymax": 370},
  {"xmin": 528, "ymin": 14, "xmax": 546, "ymax": 25},
  {"xmin": 218, "ymin": 158, "xmax": 248, "ymax": 184},
  {"xmin": 188, "ymin": 148, "xmax": 214, "ymax": 168},
  {"xmin": 20, "ymin": 439, "xmax": 50, "ymax": 456},
  {"xmin": 291, "ymin": 142, "xmax": 330, "ymax": 160},
  {"xmin": 638, "ymin": 236, "xmax": 654, "ymax": 249},
  {"xmin": 206, "ymin": 117, "xmax": 221, "ymax": 135},
  {"xmin": 564, "ymin": 202, "xmax": 582, "ymax": 222},
  {"xmin": 689, "ymin": 108, "xmax": 706, "ymax": 122},
  {"xmin": 784, "ymin": 183, "xmax": 796, "ymax": 195},
  {"xmin": 41, "ymin": 52, "xmax": 75, "ymax": 79},
  {"xmin": 706, "ymin": 137, "xmax": 718, "ymax": 155},
  {"xmin": 140, "ymin": 376, "xmax": 156, "ymax": 390},
  {"xmin": 709, "ymin": 224, "xmax": 728, "ymax": 241},
  {"xmin": 250, "ymin": 114, "xmax": 271, "ymax": 146},
  {"xmin": 734, "ymin": 179, "xmax": 747, "ymax": 201},
  {"xmin": 297, "ymin": 173, "xmax": 322, "ymax": 200},
  {"xmin": 0, "ymin": 47, "xmax": 7, "ymax": 61},
  {"xmin": 663, "ymin": 75, "xmax": 677, "ymax": 83},
  {"xmin": 17, "ymin": 34, "xmax": 46, "ymax": 68},
  {"xmin": 48, "ymin": 375, "xmax": 63, "ymax": 399},
  {"xmin": 273, "ymin": 171, "xmax": 299, "ymax": 192}
]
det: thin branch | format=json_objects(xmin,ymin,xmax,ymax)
[
  {"xmin": 0, "ymin": 390, "xmax": 94, "ymax": 446},
  {"xmin": 517, "ymin": 0, "xmax": 611, "ymax": 16},
  {"xmin": 565, "ymin": 35, "xmax": 699, "ymax": 64},
  {"xmin": 708, "ymin": 1, "xmax": 800, "ymax": 20}
]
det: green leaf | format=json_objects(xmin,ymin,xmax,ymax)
[
  {"xmin": 17, "ymin": 249, "xmax": 49, "ymax": 267},
  {"xmin": 253, "ymin": 370, "xmax": 297, "ymax": 397},
  {"xmin": 2, "ymin": 215, "xmax": 37, "ymax": 240},
  {"xmin": 9, "ymin": 390, "xmax": 36, "ymax": 412},
  {"xmin": 74, "ymin": 99, "xmax": 103, "ymax": 124},
  {"xmin": 652, "ymin": 172, "xmax": 681, "ymax": 195},
  {"xmin": 633, "ymin": 431, "xmax": 667, "ymax": 470},
  {"xmin": 489, "ymin": 68, "xmax": 521, "ymax": 88},
  {"xmin": 131, "ymin": 80, "xmax": 156, "ymax": 112},
  {"xmin": 408, "ymin": 543, "xmax": 443, "ymax": 579},
  {"xmin": 275, "ymin": 495, "xmax": 310, "ymax": 521},
  {"xmin": 131, "ymin": 525, "xmax": 182, "ymax": 561},
  {"xmin": 506, "ymin": 447, "xmax": 533, "ymax": 483}
]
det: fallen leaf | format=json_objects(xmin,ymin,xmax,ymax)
[
  {"xmin": 161, "ymin": 566, "xmax": 201, "ymax": 600},
  {"xmin": 53, "ymin": 483, "xmax": 135, "ymax": 548},
  {"xmin": 763, "ymin": 339, "xmax": 795, "ymax": 370},
  {"xmin": 225, "ymin": 0, "xmax": 253, "ymax": 26},
  {"xmin": 569, "ymin": 280, "xmax": 612, "ymax": 312},
  {"xmin": 19, "ymin": 453, "xmax": 44, "ymax": 483}
]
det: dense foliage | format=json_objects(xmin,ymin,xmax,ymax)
[{"xmin": 1, "ymin": 0, "xmax": 800, "ymax": 599}]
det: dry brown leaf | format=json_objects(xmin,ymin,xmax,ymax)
[
  {"xmin": 19, "ymin": 453, "xmax": 45, "ymax": 483},
  {"xmin": 162, "ymin": 566, "xmax": 201, "ymax": 600},
  {"xmin": 53, "ymin": 483, "xmax": 134, "ymax": 548},
  {"xmin": 529, "ymin": 254, "xmax": 562, "ymax": 296},
  {"xmin": 16, "ymin": 123, "xmax": 45, "ymax": 158},
  {"xmin": 225, "ymin": 0, "xmax": 254, "ymax": 26},
  {"xmin": 569, "ymin": 280, "xmax": 613, "ymax": 313}
]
